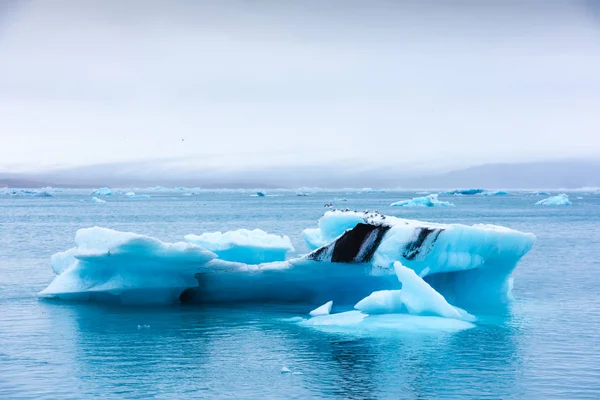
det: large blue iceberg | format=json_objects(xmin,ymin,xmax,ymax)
[
  {"xmin": 390, "ymin": 194, "xmax": 455, "ymax": 207},
  {"xmin": 39, "ymin": 210, "xmax": 535, "ymax": 319}
]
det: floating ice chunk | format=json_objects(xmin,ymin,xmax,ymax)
[
  {"xmin": 309, "ymin": 301, "xmax": 333, "ymax": 316},
  {"xmin": 303, "ymin": 310, "xmax": 367, "ymax": 326},
  {"xmin": 299, "ymin": 313, "xmax": 474, "ymax": 334},
  {"xmin": 353, "ymin": 262, "xmax": 473, "ymax": 321},
  {"xmin": 91, "ymin": 197, "xmax": 106, "ymax": 203},
  {"xmin": 354, "ymin": 290, "xmax": 404, "ymax": 314},
  {"xmin": 535, "ymin": 193, "xmax": 571, "ymax": 206},
  {"xmin": 185, "ymin": 229, "xmax": 294, "ymax": 264},
  {"xmin": 390, "ymin": 194, "xmax": 455, "ymax": 207},
  {"xmin": 281, "ymin": 367, "xmax": 291, "ymax": 374},
  {"xmin": 256, "ymin": 191, "xmax": 266, "ymax": 197},
  {"xmin": 39, "ymin": 227, "xmax": 216, "ymax": 304},
  {"xmin": 292, "ymin": 372, "xmax": 303, "ymax": 375},
  {"xmin": 393, "ymin": 262, "xmax": 463, "ymax": 319},
  {"xmin": 91, "ymin": 187, "xmax": 113, "ymax": 196},
  {"xmin": 124, "ymin": 192, "xmax": 150, "ymax": 199},
  {"xmin": 480, "ymin": 190, "xmax": 510, "ymax": 196},
  {"xmin": 441, "ymin": 188, "xmax": 485, "ymax": 196},
  {"xmin": 4, "ymin": 189, "xmax": 53, "ymax": 197}
]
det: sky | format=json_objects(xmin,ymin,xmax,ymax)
[{"xmin": 1, "ymin": 0, "xmax": 600, "ymax": 176}]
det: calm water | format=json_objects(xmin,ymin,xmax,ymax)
[{"xmin": 1, "ymin": 191, "xmax": 599, "ymax": 399}]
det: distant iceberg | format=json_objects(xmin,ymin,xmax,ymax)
[
  {"xmin": 480, "ymin": 190, "xmax": 511, "ymax": 196},
  {"xmin": 3, "ymin": 189, "xmax": 53, "ymax": 197},
  {"xmin": 441, "ymin": 188, "xmax": 485, "ymax": 196},
  {"xmin": 256, "ymin": 192, "xmax": 266, "ymax": 197},
  {"xmin": 40, "ymin": 210, "xmax": 535, "ymax": 313},
  {"xmin": 535, "ymin": 193, "xmax": 571, "ymax": 206},
  {"xmin": 91, "ymin": 187, "xmax": 113, "ymax": 196},
  {"xmin": 91, "ymin": 197, "xmax": 106, "ymax": 203},
  {"xmin": 124, "ymin": 192, "xmax": 150, "ymax": 199},
  {"xmin": 390, "ymin": 194, "xmax": 455, "ymax": 207}
]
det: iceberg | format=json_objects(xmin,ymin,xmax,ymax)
[
  {"xmin": 256, "ymin": 191, "xmax": 266, "ymax": 197},
  {"xmin": 91, "ymin": 187, "xmax": 113, "ymax": 196},
  {"xmin": 91, "ymin": 197, "xmax": 106, "ymax": 203},
  {"xmin": 124, "ymin": 192, "xmax": 150, "ymax": 199},
  {"xmin": 184, "ymin": 229, "xmax": 294, "ymax": 264},
  {"xmin": 390, "ymin": 194, "xmax": 455, "ymax": 207},
  {"xmin": 535, "ymin": 193, "xmax": 571, "ymax": 206},
  {"xmin": 40, "ymin": 210, "xmax": 534, "ymax": 310},
  {"xmin": 441, "ymin": 189, "xmax": 485, "ymax": 196},
  {"xmin": 38, "ymin": 227, "xmax": 216, "ymax": 304},
  {"xmin": 480, "ymin": 190, "xmax": 511, "ymax": 196},
  {"xmin": 3, "ymin": 189, "xmax": 53, "ymax": 197}
]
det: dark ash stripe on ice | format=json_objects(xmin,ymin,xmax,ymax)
[
  {"xmin": 307, "ymin": 223, "xmax": 390, "ymax": 263},
  {"xmin": 402, "ymin": 228, "xmax": 443, "ymax": 260}
]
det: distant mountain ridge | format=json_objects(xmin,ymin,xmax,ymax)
[{"xmin": 1, "ymin": 159, "xmax": 599, "ymax": 189}]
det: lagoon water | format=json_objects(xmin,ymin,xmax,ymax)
[{"xmin": 1, "ymin": 190, "xmax": 599, "ymax": 399}]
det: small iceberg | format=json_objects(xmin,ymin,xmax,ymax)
[
  {"xmin": 185, "ymin": 229, "xmax": 294, "ymax": 264},
  {"xmin": 91, "ymin": 187, "xmax": 113, "ymax": 196},
  {"xmin": 441, "ymin": 188, "xmax": 485, "ymax": 196},
  {"xmin": 390, "ymin": 194, "xmax": 454, "ymax": 207},
  {"xmin": 91, "ymin": 197, "xmax": 106, "ymax": 203},
  {"xmin": 535, "ymin": 193, "xmax": 571, "ymax": 206},
  {"xmin": 309, "ymin": 301, "xmax": 333, "ymax": 317},
  {"xmin": 256, "ymin": 192, "xmax": 266, "ymax": 197},
  {"xmin": 124, "ymin": 192, "xmax": 150, "ymax": 199},
  {"xmin": 5, "ymin": 189, "xmax": 53, "ymax": 197},
  {"xmin": 480, "ymin": 190, "xmax": 510, "ymax": 196}
]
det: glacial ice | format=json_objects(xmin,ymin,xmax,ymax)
[
  {"xmin": 39, "ymin": 227, "xmax": 216, "ymax": 304},
  {"xmin": 309, "ymin": 301, "xmax": 333, "ymax": 316},
  {"xmin": 125, "ymin": 192, "xmax": 150, "ymax": 199},
  {"xmin": 91, "ymin": 187, "xmax": 113, "ymax": 196},
  {"xmin": 441, "ymin": 189, "xmax": 485, "ymax": 196},
  {"xmin": 354, "ymin": 290, "xmax": 405, "ymax": 314},
  {"xmin": 390, "ymin": 194, "xmax": 455, "ymax": 207},
  {"xmin": 2, "ymin": 189, "xmax": 53, "ymax": 197},
  {"xmin": 480, "ymin": 190, "xmax": 510, "ymax": 196},
  {"xmin": 300, "ymin": 313, "xmax": 475, "ymax": 333},
  {"xmin": 40, "ymin": 210, "xmax": 535, "ymax": 313},
  {"xmin": 184, "ymin": 229, "xmax": 294, "ymax": 264},
  {"xmin": 535, "ymin": 193, "xmax": 572, "ymax": 206},
  {"xmin": 91, "ymin": 197, "xmax": 106, "ymax": 203},
  {"xmin": 353, "ymin": 262, "xmax": 473, "ymax": 320}
]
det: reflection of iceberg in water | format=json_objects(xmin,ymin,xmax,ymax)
[{"xmin": 39, "ymin": 211, "xmax": 534, "ymax": 330}]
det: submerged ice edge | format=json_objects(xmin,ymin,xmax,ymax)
[{"xmin": 39, "ymin": 211, "xmax": 535, "ymax": 315}]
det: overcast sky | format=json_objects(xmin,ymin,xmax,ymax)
[{"xmin": 1, "ymin": 0, "xmax": 600, "ymax": 175}]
